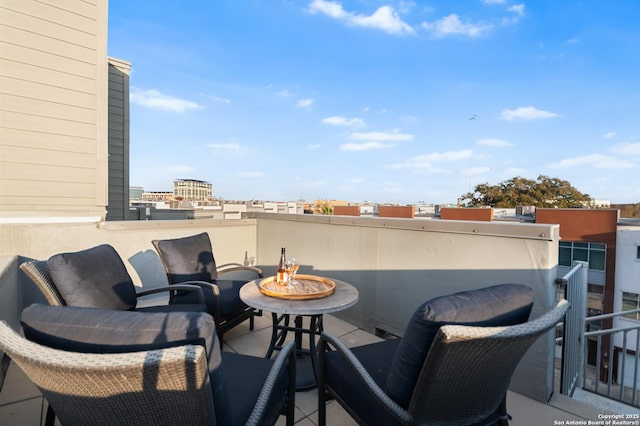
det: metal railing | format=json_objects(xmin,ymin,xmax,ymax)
[
  {"xmin": 559, "ymin": 260, "xmax": 640, "ymax": 407},
  {"xmin": 558, "ymin": 261, "xmax": 588, "ymax": 397},
  {"xmin": 583, "ymin": 310, "xmax": 640, "ymax": 406}
]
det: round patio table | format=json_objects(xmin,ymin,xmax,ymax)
[{"xmin": 239, "ymin": 276, "xmax": 359, "ymax": 390}]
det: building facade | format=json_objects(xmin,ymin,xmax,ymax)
[
  {"xmin": 173, "ymin": 179, "xmax": 212, "ymax": 201},
  {"xmin": 535, "ymin": 208, "xmax": 618, "ymax": 319},
  {"xmin": 0, "ymin": 0, "xmax": 109, "ymax": 222},
  {"xmin": 106, "ymin": 58, "xmax": 131, "ymax": 221}
]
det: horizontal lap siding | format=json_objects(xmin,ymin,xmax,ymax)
[{"xmin": 0, "ymin": 0, "xmax": 107, "ymax": 218}]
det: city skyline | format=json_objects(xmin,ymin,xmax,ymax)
[{"xmin": 108, "ymin": 0, "xmax": 640, "ymax": 204}]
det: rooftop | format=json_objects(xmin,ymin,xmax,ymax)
[{"xmin": 0, "ymin": 213, "xmax": 636, "ymax": 424}]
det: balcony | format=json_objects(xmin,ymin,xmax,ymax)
[{"xmin": 0, "ymin": 213, "xmax": 625, "ymax": 424}]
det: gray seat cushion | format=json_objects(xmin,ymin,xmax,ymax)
[
  {"xmin": 223, "ymin": 351, "xmax": 290, "ymax": 426},
  {"xmin": 20, "ymin": 303, "xmax": 232, "ymax": 425},
  {"xmin": 154, "ymin": 232, "xmax": 219, "ymax": 283},
  {"xmin": 172, "ymin": 278, "xmax": 247, "ymax": 318},
  {"xmin": 385, "ymin": 283, "xmax": 534, "ymax": 407},
  {"xmin": 154, "ymin": 233, "xmax": 250, "ymax": 320},
  {"xmin": 325, "ymin": 339, "xmax": 402, "ymax": 425},
  {"xmin": 47, "ymin": 244, "xmax": 137, "ymax": 310}
]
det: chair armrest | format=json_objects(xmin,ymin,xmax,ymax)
[
  {"xmin": 217, "ymin": 263, "xmax": 264, "ymax": 278},
  {"xmin": 167, "ymin": 281, "xmax": 221, "ymax": 319},
  {"xmin": 135, "ymin": 284, "xmax": 206, "ymax": 304},
  {"xmin": 318, "ymin": 332, "xmax": 412, "ymax": 424},
  {"xmin": 246, "ymin": 341, "xmax": 296, "ymax": 426}
]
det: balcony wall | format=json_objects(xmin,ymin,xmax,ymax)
[
  {"xmin": 0, "ymin": 219, "xmax": 259, "ymax": 321},
  {"xmin": 0, "ymin": 214, "xmax": 560, "ymax": 402},
  {"xmin": 249, "ymin": 213, "xmax": 561, "ymax": 402}
]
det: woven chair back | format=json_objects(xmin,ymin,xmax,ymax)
[
  {"xmin": 20, "ymin": 260, "xmax": 66, "ymax": 306},
  {"xmin": 409, "ymin": 299, "xmax": 569, "ymax": 425},
  {"xmin": 0, "ymin": 321, "xmax": 216, "ymax": 425}
]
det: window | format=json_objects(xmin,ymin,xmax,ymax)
[
  {"xmin": 559, "ymin": 241, "xmax": 572, "ymax": 267},
  {"xmin": 622, "ymin": 292, "xmax": 640, "ymax": 320},
  {"xmin": 636, "ymin": 245, "xmax": 640, "ymax": 261},
  {"xmin": 588, "ymin": 284, "xmax": 604, "ymax": 295},
  {"xmin": 558, "ymin": 241, "xmax": 606, "ymax": 271}
]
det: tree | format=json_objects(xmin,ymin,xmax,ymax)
[
  {"xmin": 319, "ymin": 204, "xmax": 334, "ymax": 215},
  {"xmin": 313, "ymin": 200, "xmax": 336, "ymax": 215},
  {"xmin": 461, "ymin": 175, "xmax": 592, "ymax": 208},
  {"xmin": 612, "ymin": 203, "xmax": 640, "ymax": 218}
]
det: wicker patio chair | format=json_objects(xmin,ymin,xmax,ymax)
[
  {"xmin": 318, "ymin": 294, "xmax": 569, "ymax": 426},
  {"xmin": 153, "ymin": 232, "xmax": 263, "ymax": 344},
  {"xmin": 20, "ymin": 244, "xmax": 207, "ymax": 313},
  {"xmin": 1, "ymin": 304, "xmax": 296, "ymax": 426}
]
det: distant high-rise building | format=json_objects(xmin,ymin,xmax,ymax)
[{"xmin": 173, "ymin": 179, "xmax": 212, "ymax": 201}]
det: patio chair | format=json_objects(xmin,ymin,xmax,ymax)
[
  {"xmin": 317, "ymin": 283, "xmax": 547, "ymax": 426},
  {"xmin": 152, "ymin": 232, "xmax": 263, "ymax": 344},
  {"xmin": 1, "ymin": 303, "xmax": 296, "ymax": 426},
  {"xmin": 20, "ymin": 244, "xmax": 208, "ymax": 313}
]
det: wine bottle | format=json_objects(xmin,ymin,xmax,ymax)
[{"xmin": 276, "ymin": 247, "xmax": 288, "ymax": 285}]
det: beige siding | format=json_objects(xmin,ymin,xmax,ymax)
[{"xmin": 0, "ymin": 0, "xmax": 108, "ymax": 220}]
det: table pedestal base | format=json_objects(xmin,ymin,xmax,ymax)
[{"xmin": 266, "ymin": 313, "xmax": 323, "ymax": 391}]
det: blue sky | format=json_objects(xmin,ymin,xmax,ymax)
[{"xmin": 108, "ymin": 0, "xmax": 640, "ymax": 204}]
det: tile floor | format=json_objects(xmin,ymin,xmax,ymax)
[{"xmin": 222, "ymin": 312, "xmax": 379, "ymax": 425}]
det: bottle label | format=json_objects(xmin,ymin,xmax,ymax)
[{"xmin": 277, "ymin": 271, "xmax": 289, "ymax": 285}]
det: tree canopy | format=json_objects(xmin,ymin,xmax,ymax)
[{"xmin": 460, "ymin": 175, "xmax": 592, "ymax": 208}]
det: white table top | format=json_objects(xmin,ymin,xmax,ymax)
[{"xmin": 240, "ymin": 277, "xmax": 359, "ymax": 316}]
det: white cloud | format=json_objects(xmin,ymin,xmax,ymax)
[
  {"xmin": 351, "ymin": 6, "xmax": 414, "ymax": 35},
  {"xmin": 566, "ymin": 37, "xmax": 580, "ymax": 45},
  {"xmin": 386, "ymin": 149, "xmax": 473, "ymax": 170},
  {"xmin": 547, "ymin": 154, "xmax": 635, "ymax": 169},
  {"xmin": 603, "ymin": 131, "xmax": 618, "ymax": 139},
  {"xmin": 297, "ymin": 98, "xmax": 314, "ymax": 108},
  {"xmin": 397, "ymin": 1, "xmax": 416, "ymax": 14},
  {"xmin": 130, "ymin": 88, "xmax": 202, "ymax": 113},
  {"xmin": 209, "ymin": 143, "xmax": 242, "ymax": 151},
  {"xmin": 508, "ymin": 4, "xmax": 525, "ymax": 16},
  {"xmin": 322, "ymin": 116, "xmax": 365, "ymax": 127},
  {"xmin": 308, "ymin": 144, "xmax": 322, "ymax": 150},
  {"xmin": 277, "ymin": 90, "xmax": 294, "ymax": 98},
  {"xmin": 418, "ymin": 149, "xmax": 474, "ymax": 162},
  {"xmin": 462, "ymin": 166, "xmax": 491, "ymax": 175},
  {"xmin": 499, "ymin": 4, "xmax": 525, "ymax": 25},
  {"xmin": 499, "ymin": 106, "xmax": 559, "ymax": 120},
  {"xmin": 476, "ymin": 138, "xmax": 513, "ymax": 147},
  {"xmin": 422, "ymin": 14, "xmax": 492, "ymax": 38},
  {"xmin": 308, "ymin": 0, "xmax": 414, "ymax": 35},
  {"xmin": 611, "ymin": 142, "xmax": 640, "ymax": 155},
  {"xmin": 340, "ymin": 141, "xmax": 393, "ymax": 151},
  {"xmin": 309, "ymin": 0, "xmax": 346, "ymax": 18},
  {"xmin": 350, "ymin": 131, "xmax": 414, "ymax": 141},
  {"xmin": 208, "ymin": 95, "xmax": 231, "ymax": 104}
]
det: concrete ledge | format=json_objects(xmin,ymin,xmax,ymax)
[{"xmin": 245, "ymin": 211, "xmax": 559, "ymax": 241}]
